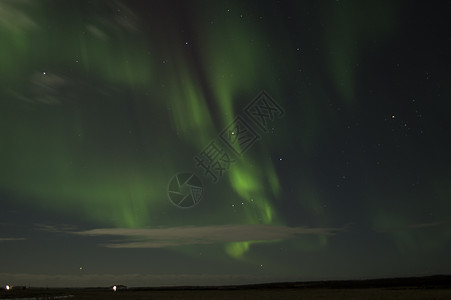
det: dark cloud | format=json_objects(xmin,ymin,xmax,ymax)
[{"xmin": 52, "ymin": 224, "xmax": 346, "ymax": 248}]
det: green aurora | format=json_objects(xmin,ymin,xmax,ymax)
[{"xmin": 0, "ymin": 0, "xmax": 450, "ymax": 284}]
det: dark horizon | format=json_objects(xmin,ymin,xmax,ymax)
[
  {"xmin": 2, "ymin": 273, "xmax": 451, "ymax": 289},
  {"xmin": 2, "ymin": 274, "xmax": 451, "ymax": 290}
]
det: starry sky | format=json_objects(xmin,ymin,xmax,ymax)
[{"xmin": 0, "ymin": 0, "xmax": 450, "ymax": 287}]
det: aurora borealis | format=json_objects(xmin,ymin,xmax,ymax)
[{"xmin": 1, "ymin": 0, "xmax": 450, "ymax": 287}]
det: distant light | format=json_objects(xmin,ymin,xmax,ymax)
[
  {"xmin": 43, "ymin": 72, "xmax": 46, "ymax": 75},
  {"xmin": 5, "ymin": 285, "xmax": 10, "ymax": 290},
  {"xmin": 112, "ymin": 285, "xmax": 117, "ymax": 292}
]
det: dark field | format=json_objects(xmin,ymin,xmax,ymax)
[
  {"xmin": 2, "ymin": 288, "xmax": 451, "ymax": 300},
  {"xmin": 2, "ymin": 276, "xmax": 451, "ymax": 300}
]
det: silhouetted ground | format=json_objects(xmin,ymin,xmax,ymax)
[{"xmin": 1, "ymin": 275, "xmax": 451, "ymax": 299}]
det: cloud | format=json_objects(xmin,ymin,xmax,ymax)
[
  {"xmin": 86, "ymin": 24, "xmax": 109, "ymax": 40},
  {"xmin": 405, "ymin": 221, "xmax": 451, "ymax": 229},
  {"xmin": 64, "ymin": 224, "xmax": 345, "ymax": 248},
  {"xmin": 0, "ymin": 0, "xmax": 39, "ymax": 32},
  {"xmin": 9, "ymin": 72, "xmax": 68, "ymax": 105},
  {"xmin": 376, "ymin": 220, "xmax": 451, "ymax": 232},
  {"xmin": 0, "ymin": 237, "xmax": 26, "ymax": 242},
  {"xmin": 85, "ymin": 0, "xmax": 141, "ymax": 40},
  {"xmin": 34, "ymin": 223, "xmax": 78, "ymax": 233}
]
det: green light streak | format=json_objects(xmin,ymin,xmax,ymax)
[
  {"xmin": 225, "ymin": 153, "xmax": 283, "ymax": 258},
  {"xmin": 320, "ymin": 1, "xmax": 397, "ymax": 106}
]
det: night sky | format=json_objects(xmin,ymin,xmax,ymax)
[{"xmin": 1, "ymin": 0, "xmax": 450, "ymax": 287}]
